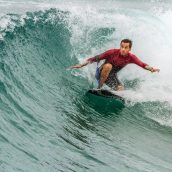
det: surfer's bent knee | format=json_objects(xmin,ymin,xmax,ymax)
[{"xmin": 102, "ymin": 63, "xmax": 112, "ymax": 72}]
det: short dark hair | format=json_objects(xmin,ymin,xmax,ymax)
[{"xmin": 121, "ymin": 39, "xmax": 132, "ymax": 48}]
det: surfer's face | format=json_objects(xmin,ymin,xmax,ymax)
[{"xmin": 120, "ymin": 42, "xmax": 131, "ymax": 56}]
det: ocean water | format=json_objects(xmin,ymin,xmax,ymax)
[{"xmin": 0, "ymin": 0, "xmax": 172, "ymax": 171}]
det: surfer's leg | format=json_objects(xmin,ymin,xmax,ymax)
[
  {"xmin": 97, "ymin": 63, "xmax": 112, "ymax": 89},
  {"xmin": 105, "ymin": 67, "xmax": 124, "ymax": 91}
]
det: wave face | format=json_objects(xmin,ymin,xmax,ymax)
[{"xmin": 0, "ymin": 1, "xmax": 172, "ymax": 172}]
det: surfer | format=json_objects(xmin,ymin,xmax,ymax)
[{"xmin": 70, "ymin": 39, "xmax": 160, "ymax": 91}]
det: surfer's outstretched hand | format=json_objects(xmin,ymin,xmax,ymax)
[
  {"xmin": 151, "ymin": 68, "xmax": 160, "ymax": 73},
  {"xmin": 70, "ymin": 64, "xmax": 83, "ymax": 69},
  {"xmin": 145, "ymin": 66, "xmax": 160, "ymax": 73},
  {"xmin": 69, "ymin": 61, "xmax": 90, "ymax": 69}
]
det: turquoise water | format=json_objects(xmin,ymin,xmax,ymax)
[{"xmin": 0, "ymin": 1, "xmax": 172, "ymax": 171}]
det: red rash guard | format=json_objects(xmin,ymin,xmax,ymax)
[{"xmin": 87, "ymin": 49, "xmax": 148, "ymax": 69}]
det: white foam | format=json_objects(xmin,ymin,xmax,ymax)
[{"xmin": 67, "ymin": 6, "xmax": 172, "ymax": 105}]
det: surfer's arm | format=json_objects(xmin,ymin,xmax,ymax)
[
  {"xmin": 70, "ymin": 49, "xmax": 115, "ymax": 69},
  {"xmin": 69, "ymin": 61, "xmax": 90, "ymax": 69},
  {"xmin": 87, "ymin": 49, "xmax": 115, "ymax": 63},
  {"xmin": 131, "ymin": 55, "xmax": 160, "ymax": 73}
]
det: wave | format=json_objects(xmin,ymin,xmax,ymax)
[
  {"xmin": 0, "ymin": 6, "xmax": 172, "ymax": 126},
  {"xmin": 0, "ymin": 6, "xmax": 172, "ymax": 172}
]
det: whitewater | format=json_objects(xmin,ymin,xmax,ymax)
[{"xmin": 0, "ymin": 0, "xmax": 172, "ymax": 171}]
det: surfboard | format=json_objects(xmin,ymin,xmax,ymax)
[
  {"xmin": 87, "ymin": 89, "xmax": 124, "ymax": 101},
  {"xmin": 86, "ymin": 89, "xmax": 125, "ymax": 109}
]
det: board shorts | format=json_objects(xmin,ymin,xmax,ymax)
[{"xmin": 95, "ymin": 63, "xmax": 122, "ymax": 89}]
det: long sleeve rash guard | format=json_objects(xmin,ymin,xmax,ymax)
[{"xmin": 87, "ymin": 49, "xmax": 148, "ymax": 69}]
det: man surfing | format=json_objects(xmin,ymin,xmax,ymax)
[{"xmin": 70, "ymin": 39, "xmax": 160, "ymax": 91}]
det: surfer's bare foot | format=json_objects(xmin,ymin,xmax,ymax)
[
  {"xmin": 95, "ymin": 87, "xmax": 103, "ymax": 94},
  {"xmin": 97, "ymin": 85, "xmax": 103, "ymax": 90},
  {"xmin": 96, "ymin": 87, "xmax": 102, "ymax": 90},
  {"xmin": 115, "ymin": 85, "xmax": 124, "ymax": 91}
]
